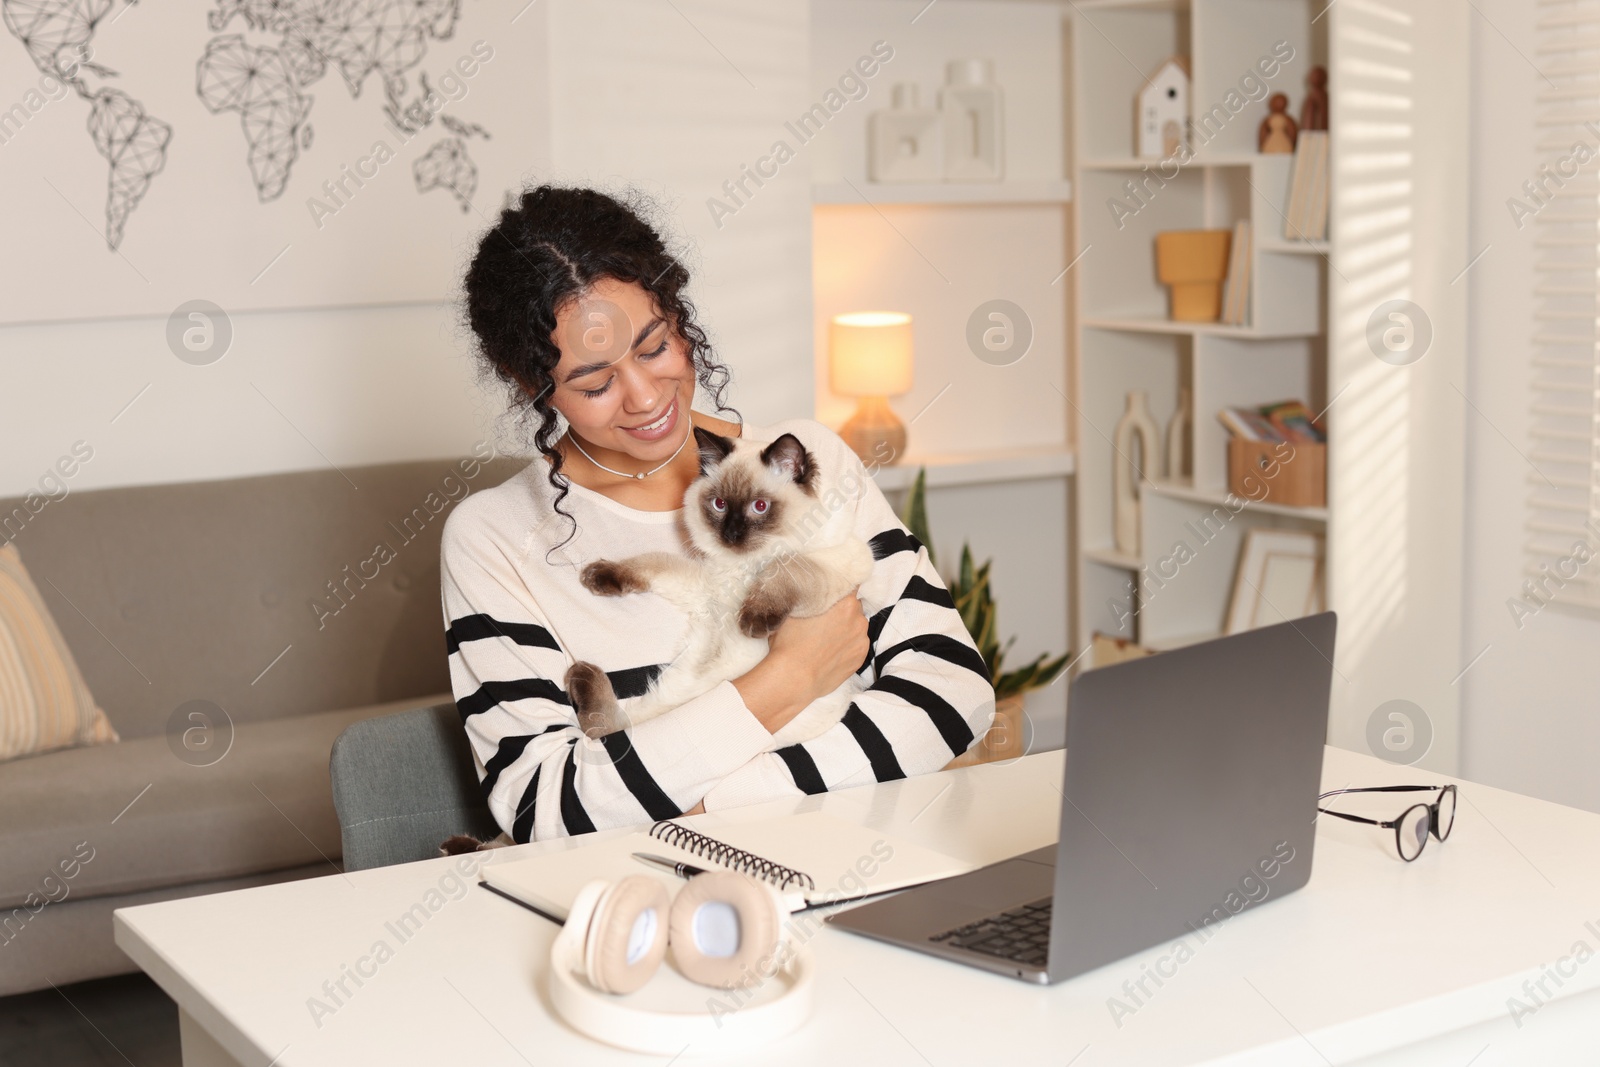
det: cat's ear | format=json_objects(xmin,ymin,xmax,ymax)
[
  {"xmin": 694, "ymin": 425, "xmax": 734, "ymax": 476},
  {"xmin": 761, "ymin": 433, "xmax": 817, "ymax": 491}
]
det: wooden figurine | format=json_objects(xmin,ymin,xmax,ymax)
[
  {"xmin": 1300, "ymin": 65, "xmax": 1328, "ymax": 132},
  {"xmin": 1258, "ymin": 93, "xmax": 1298, "ymax": 153}
]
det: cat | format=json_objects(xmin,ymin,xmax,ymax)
[{"xmin": 565, "ymin": 425, "xmax": 875, "ymax": 748}]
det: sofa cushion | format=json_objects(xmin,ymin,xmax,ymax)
[
  {"xmin": 0, "ymin": 541, "xmax": 118, "ymax": 762},
  {"xmin": 0, "ymin": 693, "xmax": 452, "ymax": 909}
]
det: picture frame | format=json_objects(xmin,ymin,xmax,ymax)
[{"xmin": 1225, "ymin": 529, "xmax": 1325, "ymax": 634}]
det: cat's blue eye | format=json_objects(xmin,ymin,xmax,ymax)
[
  {"xmin": 711, "ymin": 497, "xmax": 726, "ymax": 512},
  {"xmin": 751, "ymin": 498, "xmax": 768, "ymax": 514}
]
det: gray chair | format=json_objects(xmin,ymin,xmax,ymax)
[{"xmin": 329, "ymin": 702, "xmax": 501, "ymax": 871}]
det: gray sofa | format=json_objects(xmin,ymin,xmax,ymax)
[{"xmin": 0, "ymin": 453, "xmax": 523, "ymax": 996}]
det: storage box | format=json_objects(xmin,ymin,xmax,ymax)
[{"xmin": 1228, "ymin": 439, "xmax": 1326, "ymax": 508}]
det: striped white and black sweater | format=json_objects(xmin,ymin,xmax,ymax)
[{"xmin": 439, "ymin": 417, "xmax": 996, "ymax": 843}]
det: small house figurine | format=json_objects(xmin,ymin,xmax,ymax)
[{"xmin": 1136, "ymin": 57, "xmax": 1189, "ymax": 160}]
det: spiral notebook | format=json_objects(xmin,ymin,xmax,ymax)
[{"xmin": 480, "ymin": 811, "xmax": 975, "ymax": 919}]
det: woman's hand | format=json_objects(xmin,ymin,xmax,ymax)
[
  {"xmin": 732, "ymin": 590, "xmax": 870, "ymax": 734},
  {"xmin": 770, "ymin": 590, "xmax": 871, "ymax": 703}
]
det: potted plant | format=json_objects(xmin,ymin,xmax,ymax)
[{"xmin": 897, "ymin": 468, "xmax": 1071, "ymax": 766}]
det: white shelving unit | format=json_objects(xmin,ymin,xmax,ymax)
[{"xmin": 1069, "ymin": 0, "xmax": 1332, "ymax": 659}]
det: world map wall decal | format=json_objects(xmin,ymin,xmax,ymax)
[
  {"xmin": 0, "ymin": 0, "xmax": 542, "ymax": 324},
  {"xmin": 2, "ymin": 0, "xmax": 174, "ymax": 249},
  {"xmin": 195, "ymin": 0, "xmax": 491, "ymax": 213}
]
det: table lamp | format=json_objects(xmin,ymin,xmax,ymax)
[{"xmin": 830, "ymin": 311, "xmax": 914, "ymax": 465}]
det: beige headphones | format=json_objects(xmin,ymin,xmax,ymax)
[{"xmin": 548, "ymin": 870, "xmax": 815, "ymax": 1053}]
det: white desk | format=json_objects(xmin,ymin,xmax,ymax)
[{"xmin": 115, "ymin": 747, "xmax": 1600, "ymax": 1066}]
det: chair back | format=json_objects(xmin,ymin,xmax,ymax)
[{"xmin": 330, "ymin": 702, "xmax": 500, "ymax": 871}]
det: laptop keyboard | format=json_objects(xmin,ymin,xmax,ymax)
[{"xmin": 928, "ymin": 898, "xmax": 1052, "ymax": 969}]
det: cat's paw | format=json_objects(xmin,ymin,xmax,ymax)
[
  {"xmin": 438, "ymin": 834, "xmax": 483, "ymax": 857},
  {"xmin": 438, "ymin": 834, "xmax": 509, "ymax": 856},
  {"xmin": 565, "ymin": 662, "xmax": 620, "ymax": 735},
  {"xmin": 737, "ymin": 594, "xmax": 789, "ymax": 639},
  {"xmin": 581, "ymin": 559, "xmax": 645, "ymax": 596}
]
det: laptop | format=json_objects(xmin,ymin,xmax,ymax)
[{"xmin": 827, "ymin": 612, "xmax": 1336, "ymax": 984}]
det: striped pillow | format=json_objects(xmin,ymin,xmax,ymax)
[{"xmin": 0, "ymin": 541, "xmax": 119, "ymax": 762}]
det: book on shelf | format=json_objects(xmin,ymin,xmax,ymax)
[
  {"xmin": 1219, "ymin": 225, "xmax": 1238, "ymax": 325},
  {"xmin": 1304, "ymin": 131, "xmax": 1329, "ymax": 241},
  {"xmin": 1219, "ymin": 400, "xmax": 1326, "ymax": 444},
  {"xmin": 1283, "ymin": 131, "xmax": 1328, "ymax": 243},
  {"xmin": 1218, "ymin": 406, "xmax": 1284, "ymax": 441},
  {"xmin": 1284, "ymin": 139, "xmax": 1308, "ymax": 239},
  {"xmin": 1260, "ymin": 399, "xmax": 1325, "ymax": 443},
  {"xmin": 1219, "ymin": 219, "xmax": 1252, "ymax": 326}
]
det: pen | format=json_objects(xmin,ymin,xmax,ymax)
[{"xmin": 632, "ymin": 852, "xmax": 708, "ymax": 880}]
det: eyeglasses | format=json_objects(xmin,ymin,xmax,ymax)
[{"xmin": 1316, "ymin": 784, "xmax": 1457, "ymax": 862}]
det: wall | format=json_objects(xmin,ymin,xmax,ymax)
[
  {"xmin": 1323, "ymin": 0, "xmax": 1470, "ymax": 775},
  {"xmin": 0, "ymin": 0, "xmax": 812, "ymax": 499},
  {"xmin": 543, "ymin": 0, "xmax": 813, "ymax": 429},
  {"xmin": 1462, "ymin": 0, "xmax": 1600, "ymax": 814}
]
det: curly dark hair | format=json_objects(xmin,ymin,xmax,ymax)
[{"xmin": 460, "ymin": 184, "xmax": 740, "ymax": 560}]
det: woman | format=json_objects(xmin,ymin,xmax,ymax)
[{"xmin": 444, "ymin": 184, "xmax": 995, "ymax": 843}]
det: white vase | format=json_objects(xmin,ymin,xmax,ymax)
[
  {"xmin": 1166, "ymin": 385, "xmax": 1191, "ymax": 482},
  {"xmin": 939, "ymin": 59, "xmax": 1003, "ymax": 182},
  {"xmin": 869, "ymin": 83, "xmax": 943, "ymax": 183},
  {"xmin": 1113, "ymin": 390, "xmax": 1161, "ymax": 556}
]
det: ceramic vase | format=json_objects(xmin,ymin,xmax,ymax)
[
  {"xmin": 1113, "ymin": 390, "xmax": 1161, "ymax": 556},
  {"xmin": 869, "ymin": 83, "xmax": 942, "ymax": 182},
  {"xmin": 940, "ymin": 59, "xmax": 1003, "ymax": 181},
  {"xmin": 1166, "ymin": 385, "xmax": 1191, "ymax": 482}
]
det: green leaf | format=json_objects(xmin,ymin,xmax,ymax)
[
  {"xmin": 996, "ymin": 656, "xmax": 1045, "ymax": 700},
  {"xmin": 991, "ymin": 633, "xmax": 1017, "ymax": 676},
  {"xmin": 955, "ymin": 569, "xmax": 990, "ymax": 636},
  {"xmin": 974, "ymin": 601, "xmax": 999, "ymax": 657},
  {"xmin": 1031, "ymin": 651, "xmax": 1072, "ymax": 691},
  {"xmin": 897, "ymin": 466, "xmax": 935, "ymax": 570}
]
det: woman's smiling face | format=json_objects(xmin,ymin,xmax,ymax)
[{"xmin": 547, "ymin": 276, "xmax": 695, "ymax": 463}]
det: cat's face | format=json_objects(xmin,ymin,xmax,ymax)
[{"xmin": 684, "ymin": 427, "xmax": 818, "ymax": 556}]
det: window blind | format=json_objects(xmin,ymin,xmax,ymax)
[{"xmin": 1528, "ymin": 0, "xmax": 1600, "ymax": 612}]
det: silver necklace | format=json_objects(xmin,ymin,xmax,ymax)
[{"xmin": 566, "ymin": 413, "xmax": 693, "ymax": 480}]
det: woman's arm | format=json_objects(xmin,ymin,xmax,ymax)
[
  {"xmin": 701, "ymin": 433, "xmax": 997, "ymax": 810},
  {"xmin": 440, "ymin": 512, "xmax": 774, "ymax": 843}
]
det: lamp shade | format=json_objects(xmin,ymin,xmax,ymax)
[{"xmin": 829, "ymin": 312, "xmax": 914, "ymax": 397}]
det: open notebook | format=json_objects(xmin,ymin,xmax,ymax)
[{"xmin": 481, "ymin": 811, "xmax": 975, "ymax": 919}]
